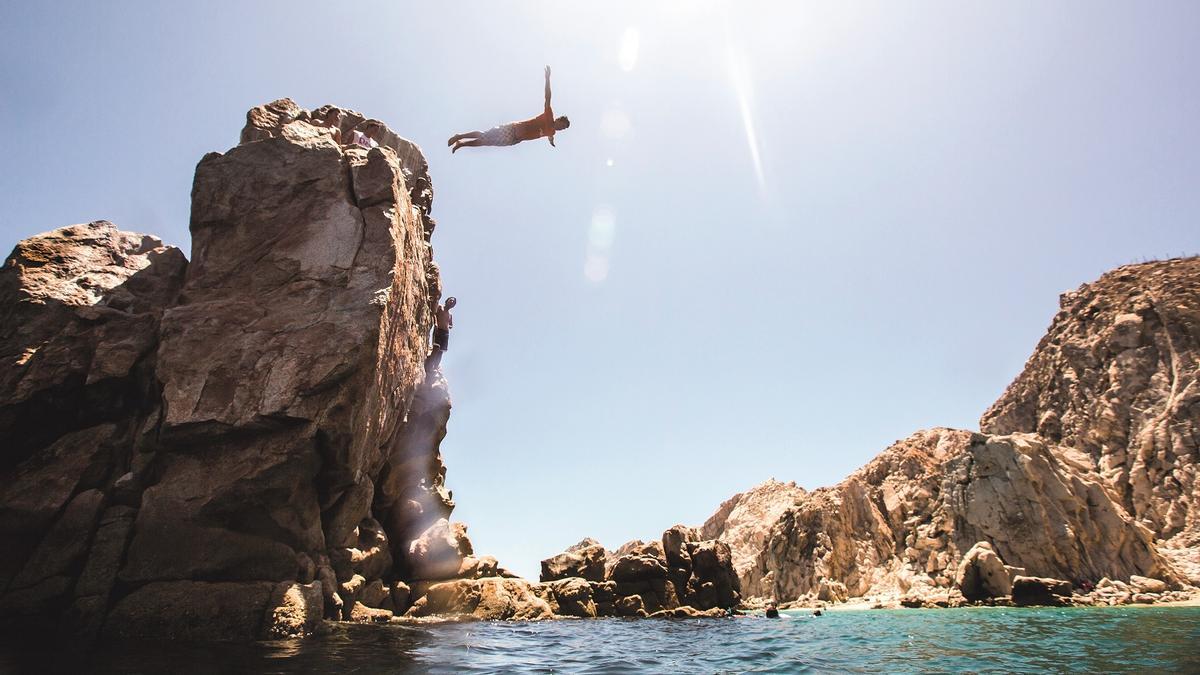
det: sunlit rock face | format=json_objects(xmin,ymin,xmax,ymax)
[
  {"xmin": 981, "ymin": 259, "xmax": 1200, "ymax": 551},
  {"xmin": 702, "ymin": 258, "xmax": 1200, "ymax": 604},
  {"xmin": 0, "ymin": 99, "xmax": 471, "ymax": 640}
]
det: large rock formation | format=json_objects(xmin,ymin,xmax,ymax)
[
  {"xmin": 702, "ymin": 259, "xmax": 1199, "ymax": 606},
  {"xmin": 0, "ymin": 99, "xmax": 479, "ymax": 640},
  {"xmin": 981, "ymin": 259, "xmax": 1200, "ymax": 561},
  {"xmin": 530, "ymin": 526, "xmax": 741, "ymax": 618}
]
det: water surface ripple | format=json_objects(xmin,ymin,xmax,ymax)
[{"xmin": 5, "ymin": 606, "xmax": 1199, "ymax": 673}]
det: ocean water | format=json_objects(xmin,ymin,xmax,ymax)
[{"xmin": 4, "ymin": 606, "xmax": 1199, "ymax": 673}]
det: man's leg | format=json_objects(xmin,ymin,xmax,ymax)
[{"xmin": 448, "ymin": 130, "xmax": 483, "ymax": 146}]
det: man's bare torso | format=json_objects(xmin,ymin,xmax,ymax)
[{"xmin": 510, "ymin": 112, "xmax": 554, "ymax": 143}]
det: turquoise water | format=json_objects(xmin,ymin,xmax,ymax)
[{"xmin": 5, "ymin": 606, "xmax": 1199, "ymax": 673}]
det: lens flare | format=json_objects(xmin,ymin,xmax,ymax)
[
  {"xmin": 601, "ymin": 106, "xmax": 631, "ymax": 139},
  {"xmin": 584, "ymin": 207, "xmax": 616, "ymax": 283},
  {"xmin": 619, "ymin": 28, "xmax": 640, "ymax": 72},
  {"xmin": 726, "ymin": 46, "xmax": 765, "ymax": 194}
]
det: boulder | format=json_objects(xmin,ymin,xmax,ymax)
[
  {"xmin": 540, "ymin": 544, "xmax": 606, "ymax": 582},
  {"xmin": 405, "ymin": 578, "xmax": 553, "ymax": 621},
  {"xmin": 261, "ymin": 581, "xmax": 324, "ymax": 639},
  {"xmin": 1011, "ymin": 576, "xmax": 1073, "ymax": 606},
  {"xmin": 103, "ymin": 581, "xmax": 276, "ymax": 642},
  {"xmin": 407, "ymin": 519, "xmax": 474, "ymax": 580},
  {"xmin": 955, "ymin": 541, "xmax": 1013, "ymax": 601},
  {"xmin": 548, "ymin": 577, "xmax": 597, "ymax": 618},
  {"xmin": 609, "ymin": 555, "xmax": 669, "ymax": 583},
  {"xmin": 614, "ymin": 595, "xmax": 647, "ymax": 618},
  {"xmin": 349, "ymin": 602, "xmax": 392, "ymax": 623},
  {"xmin": 1129, "ymin": 575, "xmax": 1168, "ymax": 594}
]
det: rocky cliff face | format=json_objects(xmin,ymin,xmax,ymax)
[
  {"xmin": 0, "ymin": 99, "xmax": 477, "ymax": 640},
  {"xmin": 703, "ymin": 259, "xmax": 1200, "ymax": 606},
  {"xmin": 981, "ymin": 259, "xmax": 1200, "ymax": 548}
]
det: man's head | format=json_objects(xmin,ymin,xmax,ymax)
[
  {"xmin": 445, "ymin": 296, "xmax": 457, "ymax": 309},
  {"xmin": 554, "ymin": 116, "xmax": 571, "ymax": 131}
]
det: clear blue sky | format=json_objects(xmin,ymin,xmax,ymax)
[{"xmin": 3, "ymin": 1, "xmax": 1198, "ymax": 578}]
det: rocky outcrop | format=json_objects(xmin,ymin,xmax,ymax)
[
  {"xmin": 700, "ymin": 258, "xmax": 1199, "ymax": 608},
  {"xmin": 0, "ymin": 99, "xmax": 484, "ymax": 641},
  {"xmin": 528, "ymin": 526, "xmax": 741, "ymax": 618},
  {"xmin": 981, "ymin": 259, "xmax": 1200, "ymax": 550},
  {"xmin": 954, "ymin": 541, "xmax": 1012, "ymax": 601},
  {"xmin": 699, "ymin": 479, "xmax": 806, "ymax": 592}
]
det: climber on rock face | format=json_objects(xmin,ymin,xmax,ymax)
[
  {"xmin": 448, "ymin": 66, "xmax": 570, "ymax": 153},
  {"xmin": 427, "ymin": 296, "xmax": 456, "ymax": 373}
]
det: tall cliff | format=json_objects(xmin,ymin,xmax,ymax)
[
  {"xmin": 702, "ymin": 259, "xmax": 1200, "ymax": 605},
  {"xmin": 0, "ymin": 100, "xmax": 473, "ymax": 640}
]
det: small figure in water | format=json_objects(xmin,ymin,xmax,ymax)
[
  {"xmin": 765, "ymin": 602, "xmax": 780, "ymax": 618},
  {"xmin": 449, "ymin": 66, "xmax": 570, "ymax": 153},
  {"xmin": 427, "ymin": 295, "xmax": 456, "ymax": 373}
]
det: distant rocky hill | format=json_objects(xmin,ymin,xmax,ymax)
[{"xmin": 701, "ymin": 258, "xmax": 1200, "ymax": 607}]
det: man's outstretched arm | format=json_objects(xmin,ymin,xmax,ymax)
[{"xmin": 544, "ymin": 65, "xmax": 553, "ymax": 117}]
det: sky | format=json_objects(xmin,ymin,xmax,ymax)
[{"xmin": 2, "ymin": 1, "xmax": 1198, "ymax": 579}]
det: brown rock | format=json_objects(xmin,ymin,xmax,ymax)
[
  {"xmin": 1129, "ymin": 575, "xmax": 1168, "ymax": 594},
  {"xmin": 955, "ymin": 541, "xmax": 1012, "ymax": 601},
  {"xmin": 614, "ymin": 595, "xmax": 647, "ymax": 618},
  {"xmin": 349, "ymin": 602, "xmax": 393, "ymax": 623},
  {"xmin": 609, "ymin": 555, "xmax": 669, "ymax": 583},
  {"xmin": 10, "ymin": 489, "xmax": 105, "ymax": 589},
  {"xmin": 540, "ymin": 544, "xmax": 606, "ymax": 582},
  {"xmin": 103, "ymin": 581, "xmax": 276, "ymax": 642},
  {"xmin": 261, "ymin": 581, "xmax": 324, "ymax": 638},
  {"xmin": 75, "ymin": 505, "xmax": 136, "ymax": 598},
  {"xmin": 407, "ymin": 519, "xmax": 474, "ymax": 580},
  {"xmin": 1011, "ymin": 575, "xmax": 1073, "ymax": 606},
  {"xmin": 982, "ymin": 259, "xmax": 1200, "ymax": 545},
  {"xmin": 548, "ymin": 577, "xmax": 597, "ymax": 618},
  {"xmin": 406, "ymin": 578, "xmax": 553, "ymax": 621}
]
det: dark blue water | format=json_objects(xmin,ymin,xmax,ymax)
[{"xmin": 5, "ymin": 607, "xmax": 1199, "ymax": 673}]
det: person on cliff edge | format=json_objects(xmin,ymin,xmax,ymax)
[
  {"xmin": 448, "ymin": 66, "xmax": 570, "ymax": 153},
  {"xmin": 427, "ymin": 295, "xmax": 455, "ymax": 373}
]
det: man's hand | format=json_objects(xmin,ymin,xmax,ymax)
[{"xmin": 545, "ymin": 65, "xmax": 551, "ymax": 78}]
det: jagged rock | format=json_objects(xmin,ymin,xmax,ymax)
[
  {"xmin": 405, "ymin": 578, "xmax": 554, "ymax": 621},
  {"xmin": 547, "ymin": 577, "xmax": 597, "ymax": 617},
  {"xmin": 614, "ymin": 595, "xmax": 647, "ymax": 618},
  {"xmin": 955, "ymin": 541, "xmax": 1012, "ymax": 601},
  {"xmin": 407, "ymin": 518, "xmax": 474, "ymax": 580},
  {"xmin": 456, "ymin": 554, "xmax": 499, "ymax": 579},
  {"xmin": 1129, "ymin": 575, "xmax": 1168, "ymax": 594},
  {"xmin": 1011, "ymin": 576, "xmax": 1073, "ymax": 606},
  {"xmin": 540, "ymin": 544, "xmax": 606, "ymax": 582},
  {"xmin": 104, "ymin": 581, "xmax": 277, "ymax": 642},
  {"xmin": 0, "ymin": 221, "xmax": 186, "ymax": 464},
  {"xmin": 9, "ymin": 489, "xmax": 105, "ymax": 591},
  {"xmin": 697, "ymin": 260, "xmax": 1199, "ymax": 607},
  {"xmin": 982, "ymin": 259, "xmax": 1200, "ymax": 545},
  {"xmin": 390, "ymin": 581, "xmax": 412, "ymax": 615},
  {"xmin": 683, "ymin": 539, "xmax": 741, "ymax": 609},
  {"xmin": 0, "ymin": 100, "xmax": 477, "ymax": 639},
  {"xmin": 714, "ymin": 429, "xmax": 1180, "ymax": 605},
  {"xmin": 261, "ymin": 581, "xmax": 324, "ymax": 639},
  {"xmin": 75, "ymin": 505, "xmax": 136, "ymax": 598},
  {"xmin": 349, "ymin": 602, "xmax": 393, "ymax": 623},
  {"xmin": 662, "ymin": 525, "xmax": 699, "ymax": 566},
  {"xmin": 609, "ymin": 555, "xmax": 669, "ymax": 582},
  {"xmin": 700, "ymin": 479, "xmax": 806, "ymax": 591}
]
